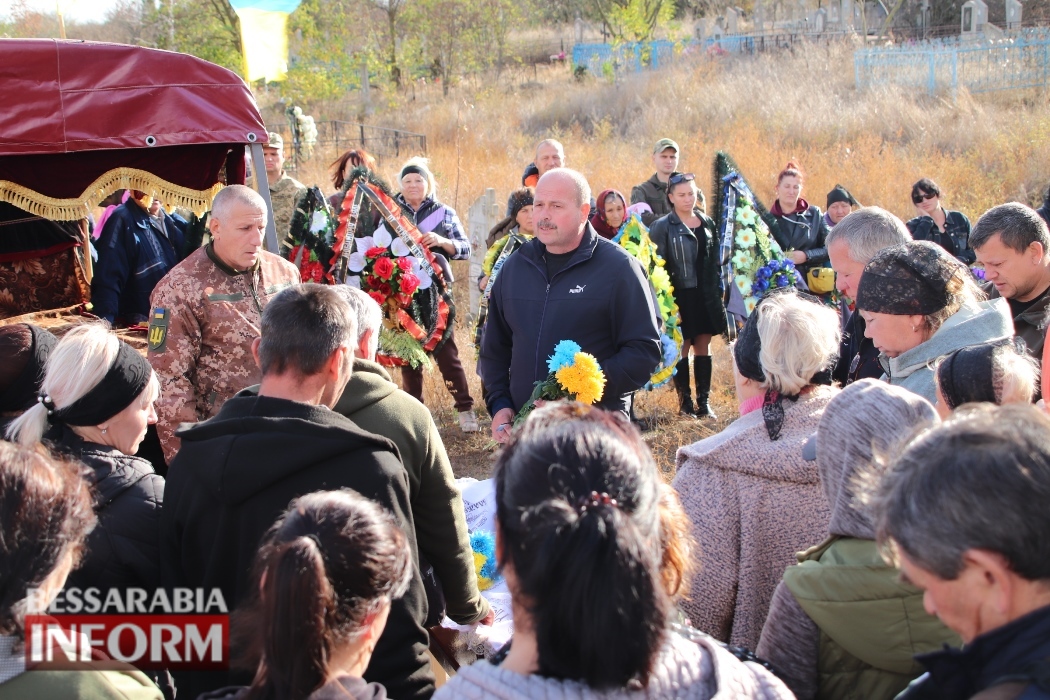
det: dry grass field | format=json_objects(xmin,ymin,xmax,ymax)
[{"xmin": 286, "ymin": 40, "xmax": 1050, "ymax": 478}]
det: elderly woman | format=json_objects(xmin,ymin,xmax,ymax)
[
  {"xmin": 391, "ymin": 157, "xmax": 479, "ymax": 432},
  {"xmin": 0, "ymin": 441, "xmax": 162, "ymax": 699},
  {"xmin": 434, "ymin": 403, "xmax": 792, "ymax": 699},
  {"xmin": 824, "ymin": 184, "xmax": 858, "ymax": 230},
  {"xmin": 771, "ymin": 161, "xmax": 830, "ymax": 288},
  {"xmin": 757, "ymin": 380, "xmax": 961, "ymax": 700},
  {"xmin": 0, "ymin": 323, "xmax": 57, "ymax": 438},
  {"xmin": 935, "ymin": 339, "xmax": 1038, "ymax": 418},
  {"xmin": 856, "ymin": 241, "xmax": 1013, "ymax": 403},
  {"xmin": 673, "ymin": 290, "xmax": 840, "ymax": 650},
  {"xmin": 589, "ymin": 189, "xmax": 628, "ymax": 240},
  {"xmin": 202, "ymin": 490, "xmax": 412, "ymax": 700},
  {"xmin": 650, "ymin": 173, "xmax": 727, "ymax": 418},
  {"xmin": 906, "ymin": 178, "xmax": 974, "ymax": 265},
  {"xmin": 7, "ymin": 324, "xmax": 163, "ymax": 595}
]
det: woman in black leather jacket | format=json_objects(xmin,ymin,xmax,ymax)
[
  {"xmin": 649, "ymin": 173, "xmax": 727, "ymax": 419},
  {"xmin": 905, "ymin": 177, "xmax": 974, "ymax": 265},
  {"xmin": 770, "ymin": 161, "xmax": 830, "ymax": 288}
]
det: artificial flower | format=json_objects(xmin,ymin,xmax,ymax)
[
  {"xmin": 744, "ymin": 297, "xmax": 758, "ymax": 315},
  {"xmin": 374, "ymin": 256, "xmax": 395, "ymax": 280},
  {"xmin": 734, "ymin": 275, "xmax": 752, "ymax": 294},
  {"xmin": 366, "ymin": 246, "xmax": 386, "ymax": 259},
  {"xmin": 368, "ymin": 291, "xmax": 386, "ymax": 306},
  {"xmin": 373, "ymin": 227, "xmax": 392, "ymax": 248},
  {"xmin": 397, "ymin": 257, "xmax": 413, "ymax": 272},
  {"xmin": 400, "ymin": 273, "xmax": 421, "ymax": 295},
  {"xmin": 547, "ymin": 339, "xmax": 582, "ymax": 373},
  {"xmin": 556, "ymin": 352, "xmax": 606, "ymax": 405},
  {"xmin": 347, "ymin": 251, "xmax": 366, "ymax": 272},
  {"xmin": 391, "ymin": 238, "xmax": 412, "ymax": 257},
  {"xmin": 732, "ymin": 250, "xmax": 753, "ymax": 269},
  {"xmin": 736, "ymin": 229, "xmax": 757, "ymax": 248}
]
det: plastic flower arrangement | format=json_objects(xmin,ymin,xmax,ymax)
[
  {"xmin": 346, "ymin": 227, "xmax": 433, "ymax": 367},
  {"xmin": 286, "ymin": 188, "xmax": 337, "ymax": 283},
  {"xmin": 612, "ymin": 214, "xmax": 683, "ymax": 388},
  {"xmin": 751, "ymin": 259, "xmax": 801, "ymax": 297},
  {"xmin": 514, "ymin": 340, "xmax": 607, "ymax": 426},
  {"xmin": 471, "ymin": 531, "xmax": 501, "ymax": 591}
]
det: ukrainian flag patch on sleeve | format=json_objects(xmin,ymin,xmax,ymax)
[{"xmin": 147, "ymin": 308, "xmax": 170, "ymax": 353}]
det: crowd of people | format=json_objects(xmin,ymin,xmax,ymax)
[{"xmin": 1, "ymin": 133, "xmax": 1050, "ymax": 700}]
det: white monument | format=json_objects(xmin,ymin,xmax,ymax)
[
  {"xmin": 961, "ymin": 0, "xmax": 988, "ymax": 33},
  {"xmin": 1005, "ymin": 0, "xmax": 1022, "ymax": 29}
]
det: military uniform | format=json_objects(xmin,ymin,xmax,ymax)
[
  {"xmin": 147, "ymin": 243, "xmax": 300, "ymax": 463},
  {"xmin": 270, "ymin": 173, "xmax": 307, "ymax": 253}
]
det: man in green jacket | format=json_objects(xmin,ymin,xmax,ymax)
[{"xmin": 332, "ymin": 285, "xmax": 493, "ymax": 629}]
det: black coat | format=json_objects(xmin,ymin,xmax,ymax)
[
  {"xmin": 161, "ymin": 394, "xmax": 432, "ymax": 700},
  {"xmin": 906, "ymin": 210, "xmax": 974, "ymax": 265},
  {"xmin": 54, "ymin": 425, "xmax": 164, "ymax": 594},
  {"xmin": 648, "ymin": 209, "xmax": 728, "ymax": 336},
  {"xmin": 898, "ymin": 604, "xmax": 1050, "ymax": 699},
  {"xmin": 832, "ymin": 310, "xmax": 883, "ymax": 386},
  {"xmin": 773, "ymin": 204, "xmax": 830, "ymax": 278},
  {"xmin": 478, "ymin": 223, "xmax": 662, "ymax": 416}
]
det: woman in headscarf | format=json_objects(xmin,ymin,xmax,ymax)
[
  {"xmin": 757, "ymin": 379, "xmax": 961, "ymax": 700},
  {"xmin": 7, "ymin": 324, "xmax": 163, "ymax": 596},
  {"xmin": 589, "ymin": 189, "xmax": 628, "ymax": 240},
  {"xmin": 0, "ymin": 323, "xmax": 57, "ymax": 438},
  {"xmin": 934, "ymin": 338, "xmax": 1038, "ymax": 418},
  {"xmin": 673, "ymin": 289, "xmax": 840, "ymax": 650},
  {"xmin": 855, "ymin": 240, "xmax": 1012, "ymax": 403},
  {"xmin": 823, "ymin": 184, "xmax": 858, "ymax": 230}
]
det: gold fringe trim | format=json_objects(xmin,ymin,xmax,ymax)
[{"xmin": 0, "ymin": 168, "xmax": 225, "ymax": 221}]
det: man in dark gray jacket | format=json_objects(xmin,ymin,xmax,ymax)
[
  {"xmin": 630, "ymin": 138, "xmax": 680, "ymax": 227},
  {"xmin": 479, "ymin": 168, "xmax": 662, "ymax": 442}
]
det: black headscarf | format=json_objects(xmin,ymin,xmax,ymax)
[
  {"xmin": 0, "ymin": 324, "xmax": 58, "ymax": 413},
  {"xmin": 855, "ymin": 241, "xmax": 965, "ymax": 316},
  {"xmin": 937, "ymin": 338, "xmax": 1027, "ymax": 410},
  {"xmin": 38, "ymin": 341, "xmax": 152, "ymax": 426}
]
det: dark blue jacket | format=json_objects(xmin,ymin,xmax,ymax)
[
  {"xmin": 92, "ymin": 201, "xmax": 187, "ymax": 324},
  {"xmin": 899, "ymin": 604, "xmax": 1050, "ymax": 700},
  {"xmin": 479, "ymin": 223, "xmax": 662, "ymax": 416}
]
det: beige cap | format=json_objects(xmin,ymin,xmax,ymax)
[
  {"xmin": 653, "ymin": 138, "xmax": 679, "ymax": 154},
  {"xmin": 265, "ymin": 131, "xmax": 284, "ymax": 150}
]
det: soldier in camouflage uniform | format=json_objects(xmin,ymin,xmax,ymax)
[
  {"xmin": 147, "ymin": 185, "xmax": 300, "ymax": 463},
  {"xmin": 263, "ymin": 131, "xmax": 307, "ymax": 253}
]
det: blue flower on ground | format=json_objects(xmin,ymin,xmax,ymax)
[{"xmin": 547, "ymin": 340, "xmax": 582, "ymax": 373}]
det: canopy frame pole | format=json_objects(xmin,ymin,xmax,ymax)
[{"xmin": 248, "ymin": 143, "xmax": 279, "ymax": 253}]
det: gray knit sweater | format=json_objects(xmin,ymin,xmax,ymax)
[{"xmin": 432, "ymin": 628, "xmax": 793, "ymax": 699}]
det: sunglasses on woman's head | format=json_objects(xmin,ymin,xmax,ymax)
[
  {"xmin": 669, "ymin": 172, "xmax": 695, "ymax": 186},
  {"xmin": 912, "ymin": 191, "xmax": 937, "ymax": 204}
]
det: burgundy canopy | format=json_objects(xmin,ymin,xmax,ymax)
[{"xmin": 0, "ymin": 39, "xmax": 267, "ymax": 219}]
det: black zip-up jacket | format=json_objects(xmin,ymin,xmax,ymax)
[
  {"xmin": 832, "ymin": 309, "xmax": 883, "ymax": 386},
  {"xmin": 906, "ymin": 210, "xmax": 974, "ymax": 265},
  {"xmin": 773, "ymin": 204, "xmax": 830, "ymax": 277},
  {"xmin": 161, "ymin": 395, "xmax": 431, "ymax": 700},
  {"xmin": 649, "ymin": 209, "xmax": 728, "ymax": 336},
  {"xmin": 54, "ymin": 424, "xmax": 164, "ymax": 594},
  {"xmin": 898, "ymin": 604, "xmax": 1050, "ymax": 700},
  {"xmin": 479, "ymin": 223, "xmax": 662, "ymax": 416}
]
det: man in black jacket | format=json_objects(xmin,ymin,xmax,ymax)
[
  {"xmin": 630, "ymin": 137, "xmax": 680, "ymax": 227},
  {"xmin": 826, "ymin": 208, "xmax": 911, "ymax": 386},
  {"xmin": 160, "ymin": 285, "xmax": 432, "ymax": 700},
  {"xmin": 479, "ymin": 168, "xmax": 662, "ymax": 442},
  {"xmin": 875, "ymin": 406, "xmax": 1050, "ymax": 700}
]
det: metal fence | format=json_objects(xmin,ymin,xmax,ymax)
[
  {"xmin": 855, "ymin": 27, "xmax": 1050, "ymax": 95},
  {"xmin": 572, "ymin": 31, "xmax": 854, "ymax": 75}
]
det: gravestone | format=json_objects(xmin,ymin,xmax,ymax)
[
  {"xmin": 726, "ymin": 6, "xmax": 742, "ymax": 34},
  {"xmin": 755, "ymin": 2, "xmax": 767, "ymax": 32},
  {"xmin": 842, "ymin": 0, "xmax": 855, "ymax": 28},
  {"xmin": 961, "ymin": 0, "xmax": 988, "ymax": 33},
  {"xmin": 1005, "ymin": 0, "xmax": 1022, "ymax": 29},
  {"xmin": 466, "ymin": 188, "xmax": 501, "ymax": 322},
  {"xmin": 815, "ymin": 7, "xmax": 827, "ymax": 32}
]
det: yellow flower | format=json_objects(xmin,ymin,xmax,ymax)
[{"xmin": 556, "ymin": 352, "xmax": 606, "ymax": 405}]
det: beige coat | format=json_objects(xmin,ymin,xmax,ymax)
[{"xmin": 673, "ymin": 386, "xmax": 836, "ymax": 650}]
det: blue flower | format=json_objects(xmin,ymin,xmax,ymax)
[
  {"xmin": 776, "ymin": 276, "xmax": 789, "ymax": 287},
  {"xmin": 769, "ymin": 259, "xmax": 782, "ymax": 271},
  {"xmin": 547, "ymin": 340, "xmax": 582, "ymax": 373},
  {"xmin": 756, "ymin": 267, "xmax": 771, "ymax": 280}
]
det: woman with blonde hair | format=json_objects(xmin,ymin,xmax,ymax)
[
  {"xmin": 934, "ymin": 338, "xmax": 1039, "ymax": 417},
  {"xmin": 673, "ymin": 290, "xmax": 840, "ymax": 650},
  {"xmin": 7, "ymin": 324, "xmax": 163, "ymax": 596}
]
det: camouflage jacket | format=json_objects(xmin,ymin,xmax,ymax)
[
  {"xmin": 270, "ymin": 173, "xmax": 307, "ymax": 252},
  {"xmin": 147, "ymin": 244, "xmax": 300, "ymax": 463}
]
